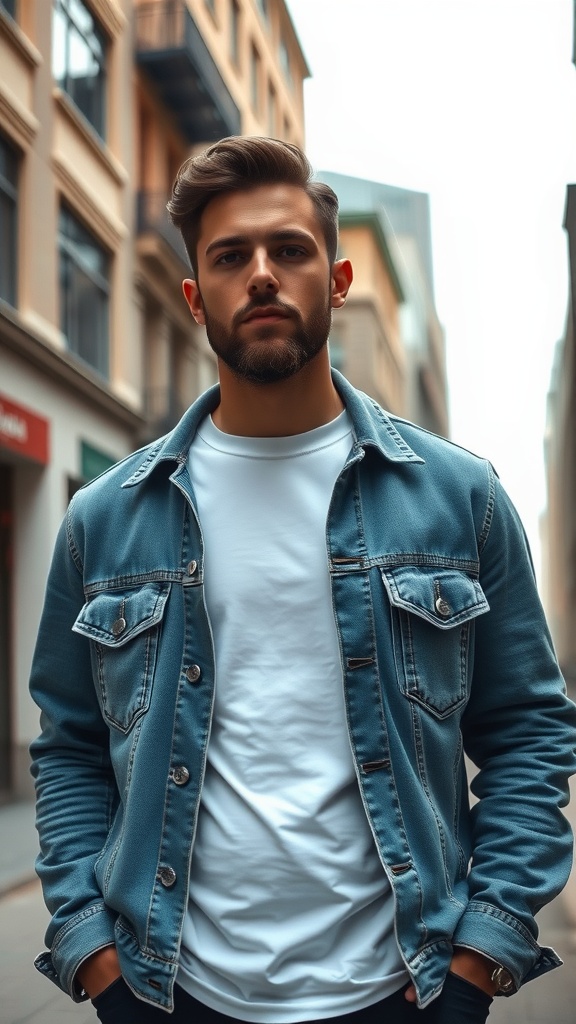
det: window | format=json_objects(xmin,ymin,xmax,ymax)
[
  {"xmin": 52, "ymin": 0, "xmax": 107, "ymax": 138},
  {"xmin": 0, "ymin": 1, "xmax": 17, "ymax": 19},
  {"xmin": 59, "ymin": 205, "xmax": 110, "ymax": 377},
  {"xmin": 255, "ymin": 0, "xmax": 268, "ymax": 24},
  {"xmin": 267, "ymin": 82, "xmax": 276, "ymax": 137},
  {"xmin": 279, "ymin": 36, "xmax": 292, "ymax": 88},
  {"xmin": 250, "ymin": 43, "xmax": 260, "ymax": 112},
  {"xmin": 230, "ymin": 0, "xmax": 240, "ymax": 65},
  {"xmin": 0, "ymin": 134, "xmax": 19, "ymax": 307}
]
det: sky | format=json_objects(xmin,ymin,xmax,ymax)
[{"xmin": 285, "ymin": 0, "xmax": 576, "ymax": 576}]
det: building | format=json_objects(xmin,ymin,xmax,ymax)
[
  {"xmin": 319, "ymin": 171, "xmax": 449, "ymax": 436},
  {"xmin": 543, "ymin": 184, "xmax": 576, "ymax": 692},
  {"xmin": 542, "ymin": 0, "xmax": 576, "ymax": 694},
  {"xmin": 0, "ymin": 0, "xmax": 307, "ymax": 801}
]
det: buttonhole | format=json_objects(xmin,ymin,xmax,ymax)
[
  {"xmin": 347, "ymin": 657, "xmax": 374, "ymax": 670},
  {"xmin": 361, "ymin": 759, "xmax": 390, "ymax": 773}
]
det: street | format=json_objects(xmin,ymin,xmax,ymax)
[{"xmin": 1, "ymin": 879, "xmax": 574, "ymax": 1024}]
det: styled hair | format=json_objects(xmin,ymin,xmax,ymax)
[{"xmin": 167, "ymin": 136, "xmax": 339, "ymax": 277}]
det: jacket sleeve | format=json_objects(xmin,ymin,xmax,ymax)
[
  {"xmin": 452, "ymin": 467, "xmax": 576, "ymax": 988},
  {"xmin": 29, "ymin": 508, "xmax": 118, "ymax": 1001}
]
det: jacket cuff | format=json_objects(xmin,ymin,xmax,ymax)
[
  {"xmin": 34, "ymin": 902, "xmax": 117, "ymax": 1001},
  {"xmin": 452, "ymin": 901, "xmax": 560, "ymax": 991}
]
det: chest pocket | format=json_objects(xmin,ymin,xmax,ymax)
[
  {"xmin": 73, "ymin": 581, "xmax": 171, "ymax": 732},
  {"xmin": 380, "ymin": 566, "xmax": 489, "ymax": 719}
]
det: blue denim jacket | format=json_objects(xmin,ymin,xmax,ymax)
[{"xmin": 30, "ymin": 371, "xmax": 576, "ymax": 1012}]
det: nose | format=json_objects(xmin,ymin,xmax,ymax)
[{"xmin": 247, "ymin": 249, "xmax": 279, "ymax": 295}]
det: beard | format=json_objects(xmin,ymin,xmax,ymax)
[{"xmin": 202, "ymin": 295, "xmax": 332, "ymax": 385}]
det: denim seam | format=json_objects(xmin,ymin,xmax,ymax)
[{"xmin": 478, "ymin": 462, "xmax": 496, "ymax": 554}]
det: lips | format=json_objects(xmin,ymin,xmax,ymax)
[{"xmin": 243, "ymin": 306, "xmax": 289, "ymax": 323}]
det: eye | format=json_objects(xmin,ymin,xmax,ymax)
[
  {"xmin": 279, "ymin": 245, "xmax": 306, "ymax": 259},
  {"xmin": 215, "ymin": 251, "xmax": 243, "ymax": 266}
]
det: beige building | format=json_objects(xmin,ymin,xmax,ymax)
[
  {"xmin": 543, "ymin": 183, "xmax": 576, "ymax": 693},
  {"xmin": 329, "ymin": 215, "xmax": 406, "ymax": 414},
  {"xmin": 320, "ymin": 171, "xmax": 449, "ymax": 435},
  {"xmin": 0, "ymin": 0, "xmax": 307, "ymax": 801},
  {"xmin": 542, "ymin": 4, "xmax": 576, "ymax": 695}
]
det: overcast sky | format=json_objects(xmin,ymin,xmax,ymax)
[{"xmin": 285, "ymin": 0, "xmax": 576, "ymax": 574}]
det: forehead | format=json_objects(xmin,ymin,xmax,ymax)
[{"xmin": 197, "ymin": 183, "xmax": 324, "ymax": 251}]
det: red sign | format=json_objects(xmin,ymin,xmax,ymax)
[{"xmin": 0, "ymin": 392, "xmax": 50, "ymax": 465}]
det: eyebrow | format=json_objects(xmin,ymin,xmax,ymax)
[{"xmin": 204, "ymin": 229, "xmax": 315, "ymax": 257}]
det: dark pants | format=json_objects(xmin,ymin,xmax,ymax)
[{"xmin": 93, "ymin": 974, "xmax": 492, "ymax": 1024}]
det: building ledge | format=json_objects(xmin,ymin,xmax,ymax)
[{"xmin": 0, "ymin": 301, "xmax": 144, "ymax": 432}]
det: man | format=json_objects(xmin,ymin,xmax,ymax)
[{"xmin": 30, "ymin": 137, "xmax": 576, "ymax": 1024}]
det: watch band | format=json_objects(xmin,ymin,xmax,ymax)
[{"xmin": 491, "ymin": 964, "xmax": 514, "ymax": 994}]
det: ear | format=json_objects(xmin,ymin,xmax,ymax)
[
  {"xmin": 330, "ymin": 259, "xmax": 353, "ymax": 309},
  {"xmin": 182, "ymin": 278, "xmax": 205, "ymax": 325}
]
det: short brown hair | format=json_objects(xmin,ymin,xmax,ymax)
[{"xmin": 167, "ymin": 136, "xmax": 339, "ymax": 278}]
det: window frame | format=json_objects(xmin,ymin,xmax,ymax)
[
  {"xmin": 0, "ymin": 0, "xmax": 17, "ymax": 20},
  {"xmin": 229, "ymin": 0, "xmax": 240, "ymax": 66},
  {"xmin": 250, "ymin": 42, "xmax": 261, "ymax": 112},
  {"xmin": 0, "ymin": 133, "xmax": 19, "ymax": 308},
  {"xmin": 58, "ymin": 203, "xmax": 111, "ymax": 378},
  {"xmin": 52, "ymin": 0, "xmax": 108, "ymax": 139}
]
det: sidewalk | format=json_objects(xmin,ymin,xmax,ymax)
[{"xmin": 0, "ymin": 801, "xmax": 38, "ymax": 896}]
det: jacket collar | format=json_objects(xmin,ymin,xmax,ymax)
[{"xmin": 122, "ymin": 369, "xmax": 423, "ymax": 488}]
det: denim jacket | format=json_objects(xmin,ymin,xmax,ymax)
[{"xmin": 30, "ymin": 371, "xmax": 576, "ymax": 1012}]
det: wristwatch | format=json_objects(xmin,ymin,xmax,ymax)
[{"xmin": 491, "ymin": 964, "xmax": 515, "ymax": 994}]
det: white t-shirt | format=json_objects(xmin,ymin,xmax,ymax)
[{"xmin": 177, "ymin": 411, "xmax": 406, "ymax": 1021}]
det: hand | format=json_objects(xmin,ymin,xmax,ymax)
[
  {"xmin": 448, "ymin": 948, "xmax": 499, "ymax": 996},
  {"xmin": 76, "ymin": 945, "xmax": 122, "ymax": 999},
  {"xmin": 403, "ymin": 948, "xmax": 498, "ymax": 1003}
]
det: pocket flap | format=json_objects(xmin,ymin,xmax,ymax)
[
  {"xmin": 73, "ymin": 582, "xmax": 170, "ymax": 647},
  {"xmin": 381, "ymin": 566, "xmax": 489, "ymax": 629}
]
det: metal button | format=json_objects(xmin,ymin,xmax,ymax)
[
  {"xmin": 111, "ymin": 617, "xmax": 127, "ymax": 636},
  {"xmin": 185, "ymin": 664, "xmax": 201, "ymax": 683},
  {"xmin": 172, "ymin": 766, "xmax": 190, "ymax": 786},
  {"xmin": 158, "ymin": 865, "xmax": 176, "ymax": 888},
  {"xmin": 187, "ymin": 560, "xmax": 197, "ymax": 576},
  {"xmin": 434, "ymin": 597, "xmax": 451, "ymax": 618}
]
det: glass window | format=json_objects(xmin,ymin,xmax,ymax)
[
  {"xmin": 230, "ymin": 0, "xmax": 240, "ymax": 65},
  {"xmin": 250, "ymin": 43, "xmax": 260, "ymax": 112},
  {"xmin": 52, "ymin": 0, "xmax": 107, "ymax": 138},
  {"xmin": 0, "ymin": 1, "xmax": 17, "ymax": 19},
  {"xmin": 267, "ymin": 82, "xmax": 276, "ymax": 137},
  {"xmin": 0, "ymin": 134, "xmax": 19, "ymax": 307},
  {"xmin": 59, "ymin": 205, "xmax": 110, "ymax": 377},
  {"xmin": 279, "ymin": 36, "xmax": 292, "ymax": 88},
  {"xmin": 255, "ymin": 0, "xmax": 268, "ymax": 24}
]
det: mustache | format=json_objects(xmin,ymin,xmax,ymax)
[{"xmin": 232, "ymin": 298, "xmax": 300, "ymax": 330}]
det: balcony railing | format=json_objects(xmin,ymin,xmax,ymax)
[{"xmin": 135, "ymin": 1, "xmax": 241, "ymax": 143}]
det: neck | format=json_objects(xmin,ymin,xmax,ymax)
[{"xmin": 212, "ymin": 349, "xmax": 344, "ymax": 437}]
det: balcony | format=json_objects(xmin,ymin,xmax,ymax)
[
  {"xmin": 135, "ymin": 1, "xmax": 241, "ymax": 143},
  {"xmin": 137, "ymin": 190, "xmax": 190, "ymax": 268}
]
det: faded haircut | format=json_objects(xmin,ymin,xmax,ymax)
[{"xmin": 167, "ymin": 136, "xmax": 339, "ymax": 278}]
